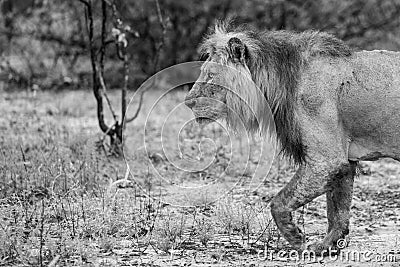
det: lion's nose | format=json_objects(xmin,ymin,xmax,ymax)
[{"xmin": 185, "ymin": 98, "xmax": 196, "ymax": 109}]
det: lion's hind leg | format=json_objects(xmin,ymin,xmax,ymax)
[{"xmin": 270, "ymin": 159, "xmax": 348, "ymax": 250}]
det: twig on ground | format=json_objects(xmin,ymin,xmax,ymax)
[
  {"xmin": 19, "ymin": 145, "xmax": 28, "ymax": 172},
  {"xmin": 47, "ymin": 255, "xmax": 61, "ymax": 267}
]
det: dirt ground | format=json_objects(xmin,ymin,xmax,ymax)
[{"xmin": 0, "ymin": 90, "xmax": 399, "ymax": 267}]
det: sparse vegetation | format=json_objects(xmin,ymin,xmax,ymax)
[
  {"xmin": 0, "ymin": 90, "xmax": 399, "ymax": 266},
  {"xmin": 1, "ymin": 0, "xmax": 400, "ymax": 265}
]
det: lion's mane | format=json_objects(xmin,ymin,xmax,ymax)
[{"xmin": 199, "ymin": 21, "xmax": 352, "ymax": 164}]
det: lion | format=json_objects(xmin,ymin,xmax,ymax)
[{"xmin": 185, "ymin": 21, "xmax": 400, "ymax": 253}]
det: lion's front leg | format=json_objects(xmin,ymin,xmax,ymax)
[
  {"xmin": 270, "ymin": 164, "xmax": 328, "ymax": 249},
  {"xmin": 308, "ymin": 161, "xmax": 357, "ymax": 253},
  {"xmin": 270, "ymin": 160, "xmax": 347, "ymax": 250}
]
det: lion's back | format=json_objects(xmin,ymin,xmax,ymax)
[
  {"xmin": 300, "ymin": 50, "xmax": 400, "ymax": 98},
  {"xmin": 343, "ymin": 50, "xmax": 400, "ymax": 100}
]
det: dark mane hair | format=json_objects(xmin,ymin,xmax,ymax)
[{"xmin": 200, "ymin": 21, "xmax": 352, "ymax": 164}]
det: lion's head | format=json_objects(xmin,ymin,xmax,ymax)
[
  {"xmin": 184, "ymin": 60, "xmax": 228, "ymax": 125},
  {"xmin": 185, "ymin": 25, "xmax": 269, "ymax": 133}
]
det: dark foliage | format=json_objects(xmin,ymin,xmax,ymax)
[{"xmin": 1, "ymin": 0, "xmax": 400, "ymax": 90}]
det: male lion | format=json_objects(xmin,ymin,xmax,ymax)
[{"xmin": 185, "ymin": 21, "xmax": 400, "ymax": 253}]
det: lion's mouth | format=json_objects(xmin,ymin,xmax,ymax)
[{"xmin": 195, "ymin": 117, "xmax": 214, "ymax": 124}]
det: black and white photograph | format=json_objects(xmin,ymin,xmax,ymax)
[{"xmin": 0, "ymin": 0, "xmax": 400, "ymax": 266}]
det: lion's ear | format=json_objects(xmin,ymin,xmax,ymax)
[{"xmin": 228, "ymin": 37, "xmax": 246, "ymax": 63}]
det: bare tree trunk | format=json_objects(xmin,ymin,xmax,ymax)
[
  {"xmin": 81, "ymin": 0, "xmax": 122, "ymax": 156},
  {"xmin": 78, "ymin": 0, "xmax": 168, "ymax": 156},
  {"xmin": 121, "ymin": 52, "xmax": 129, "ymax": 130},
  {"xmin": 86, "ymin": 0, "xmax": 111, "ymax": 134}
]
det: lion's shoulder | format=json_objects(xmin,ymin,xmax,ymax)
[
  {"xmin": 297, "ymin": 31, "xmax": 352, "ymax": 58},
  {"xmin": 267, "ymin": 30, "xmax": 352, "ymax": 59}
]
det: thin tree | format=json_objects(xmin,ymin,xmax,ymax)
[{"xmin": 77, "ymin": 0, "xmax": 167, "ymax": 156}]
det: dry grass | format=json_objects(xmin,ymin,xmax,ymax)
[{"xmin": 0, "ymin": 90, "xmax": 399, "ymax": 266}]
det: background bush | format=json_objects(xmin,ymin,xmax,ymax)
[{"xmin": 1, "ymin": 0, "xmax": 400, "ymax": 91}]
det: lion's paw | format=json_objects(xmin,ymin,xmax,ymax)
[{"xmin": 304, "ymin": 241, "xmax": 341, "ymax": 256}]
